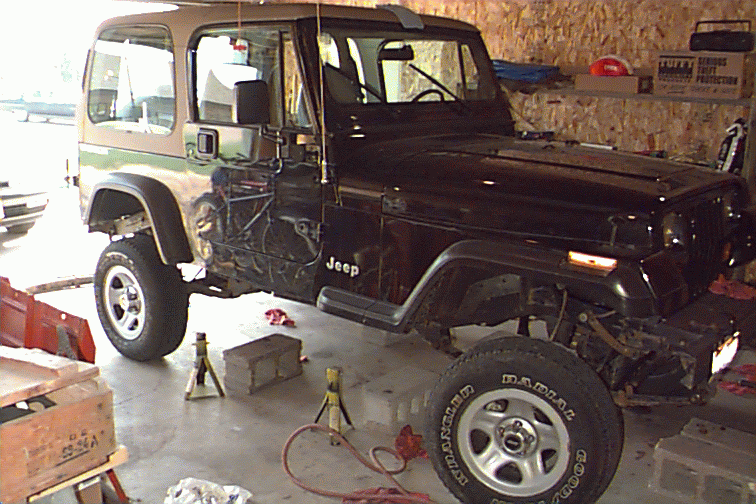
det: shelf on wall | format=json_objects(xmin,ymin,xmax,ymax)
[
  {"xmin": 531, "ymin": 86, "xmax": 752, "ymax": 106},
  {"xmin": 516, "ymin": 82, "xmax": 756, "ymax": 199}
]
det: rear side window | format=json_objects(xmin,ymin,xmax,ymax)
[{"xmin": 88, "ymin": 26, "xmax": 175, "ymax": 134}]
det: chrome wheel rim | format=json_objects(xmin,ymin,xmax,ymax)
[
  {"xmin": 103, "ymin": 265, "xmax": 146, "ymax": 341},
  {"xmin": 457, "ymin": 388, "xmax": 571, "ymax": 497}
]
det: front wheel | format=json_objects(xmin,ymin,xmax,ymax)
[
  {"xmin": 94, "ymin": 234, "xmax": 188, "ymax": 361},
  {"xmin": 426, "ymin": 336, "xmax": 623, "ymax": 504}
]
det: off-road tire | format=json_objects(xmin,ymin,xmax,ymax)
[
  {"xmin": 94, "ymin": 234, "xmax": 188, "ymax": 361},
  {"xmin": 426, "ymin": 336, "xmax": 623, "ymax": 504}
]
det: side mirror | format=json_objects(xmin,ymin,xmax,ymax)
[{"xmin": 233, "ymin": 80, "xmax": 270, "ymax": 125}]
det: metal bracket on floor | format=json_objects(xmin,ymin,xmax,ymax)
[
  {"xmin": 314, "ymin": 367, "xmax": 353, "ymax": 445},
  {"xmin": 185, "ymin": 332, "xmax": 225, "ymax": 400}
]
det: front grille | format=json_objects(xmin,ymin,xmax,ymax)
[{"xmin": 685, "ymin": 197, "xmax": 725, "ymax": 296}]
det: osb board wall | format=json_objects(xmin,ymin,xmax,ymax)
[
  {"xmin": 291, "ymin": 0, "xmax": 753, "ymax": 161},
  {"xmin": 509, "ymin": 94, "xmax": 751, "ymax": 162},
  {"xmin": 465, "ymin": 0, "xmax": 754, "ymax": 162}
]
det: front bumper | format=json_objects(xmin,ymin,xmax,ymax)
[
  {"xmin": 662, "ymin": 289, "xmax": 754, "ymax": 349},
  {"xmin": 618, "ymin": 290, "xmax": 752, "ymax": 406},
  {"xmin": 0, "ymin": 193, "xmax": 48, "ymax": 230}
]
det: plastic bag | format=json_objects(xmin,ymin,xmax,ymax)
[{"xmin": 164, "ymin": 477, "xmax": 253, "ymax": 504}]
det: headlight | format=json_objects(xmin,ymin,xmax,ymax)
[{"xmin": 662, "ymin": 211, "xmax": 687, "ymax": 249}]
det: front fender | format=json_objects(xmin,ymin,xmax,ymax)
[
  {"xmin": 86, "ymin": 172, "xmax": 192, "ymax": 265},
  {"xmin": 406, "ymin": 240, "xmax": 681, "ymax": 323},
  {"xmin": 317, "ymin": 239, "xmax": 686, "ymax": 333}
]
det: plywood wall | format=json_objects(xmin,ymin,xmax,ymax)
[
  {"xmin": 297, "ymin": 0, "xmax": 753, "ymax": 161},
  {"xmin": 509, "ymin": 93, "xmax": 750, "ymax": 161},
  {"xmin": 463, "ymin": 0, "xmax": 754, "ymax": 162}
]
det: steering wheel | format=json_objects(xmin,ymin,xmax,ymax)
[{"xmin": 411, "ymin": 88, "xmax": 445, "ymax": 102}]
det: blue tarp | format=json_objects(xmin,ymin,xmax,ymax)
[{"xmin": 492, "ymin": 60, "xmax": 560, "ymax": 83}]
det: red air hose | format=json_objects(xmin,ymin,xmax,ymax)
[{"xmin": 281, "ymin": 424, "xmax": 433, "ymax": 503}]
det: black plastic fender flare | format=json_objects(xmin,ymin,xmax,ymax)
[
  {"xmin": 85, "ymin": 172, "xmax": 193, "ymax": 265},
  {"xmin": 318, "ymin": 239, "xmax": 683, "ymax": 332},
  {"xmin": 401, "ymin": 239, "xmax": 667, "ymax": 324}
]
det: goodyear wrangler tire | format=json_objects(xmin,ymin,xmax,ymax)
[
  {"xmin": 94, "ymin": 234, "xmax": 188, "ymax": 361},
  {"xmin": 426, "ymin": 336, "xmax": 623, "ymax": 504}
]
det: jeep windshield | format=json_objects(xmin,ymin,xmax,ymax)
[{"xmin": 317, "ymin": 27, "xmax": 499, "ymax": 106}]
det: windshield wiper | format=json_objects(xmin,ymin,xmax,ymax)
[
  {"xmin": 408, "ymin": 63, "xmax": 471, "ymax": 114},
  {"xmin": 324, "ymin": 63, "xmax": 401, "ymax": 120}
]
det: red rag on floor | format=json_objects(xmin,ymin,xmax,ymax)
[
  {"xmin": 717, "ymin": 364, "xmax": 756, "ymax": 396},
  {"xmin": 736, "ymin": 363, "xmax": 756, "ymax": 377},
  {"xmin": 708, "ymin": 274, "xmax": 756, "ymax": 300},
  {"xmin": 394, "ymin": 425, "xmax": 428, "ymax": 461},
  {"xmin": 265, "ymin": 308, "xmax": 295, "ymax": 326},
  {"xmin": 718, "ymin": 381, "xmax": 756, "ymax": 396}
]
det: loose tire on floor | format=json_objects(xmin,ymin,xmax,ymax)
[
  {"xmin": 426, "ymin": 336, "xmax": 623, "ymax": 504},
  {"xmin": 94, "ymin": 234, "xmax": 188, "ymax": 361}
]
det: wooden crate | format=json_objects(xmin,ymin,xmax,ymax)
[{"xmin": 0, "ymin": 346, "xmax": 117, "ymax": 503}]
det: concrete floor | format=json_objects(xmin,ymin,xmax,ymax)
[{"xmin": 5, "ymin": 187, "xmax": 756, "ymax": 504}]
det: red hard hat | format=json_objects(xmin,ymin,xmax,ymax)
[{"xmin": 590, "ymin": 55, "xmax": 633, "ymax": 76}]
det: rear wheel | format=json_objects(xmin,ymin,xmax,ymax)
[
  {"xmin": 426, "ymin": 336, "xmax": 623, "ymax": 504},
  {"xmin": 94, "ymin": 234, "xmax": 188, "ymax": 360}
]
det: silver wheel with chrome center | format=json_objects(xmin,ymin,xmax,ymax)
[
  {"xmin": 457, "ymin": 388, "xmax": 571, "ymax": 497},
  {"xmin": 103, "ymin": 265, "xmax": 146, "ymax": 341}
]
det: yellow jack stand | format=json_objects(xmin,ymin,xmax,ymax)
[
  {"xmin": 314, "ymin": 367, "xmax": 353, "ymax": 445},
  {"xmin": 185, "ymin": 332, "xmax": 225, "ymax": 400}
]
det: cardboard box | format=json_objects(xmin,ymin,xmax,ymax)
[
  {"xmin": 574, "ymin": 74, "xmax": 653, "ymax": 94},
  {"xmin": 0, "ymin": 347, "xmax": 116, "ymax": 503},
  {"xmin": 654, "ymin": 50, "xmax": 755, "ymax": 99}
]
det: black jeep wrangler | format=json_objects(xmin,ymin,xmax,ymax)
[{"xmin": 77, "ymin": 4, "xmax": 753, "ymax": 503}]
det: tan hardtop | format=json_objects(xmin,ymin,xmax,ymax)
[
  {"xmin": 80, "ymin": 2, "xmax": 480, "ymax": 156},
  {"xmin": 95, "ymin": 3, "xmax": 479, "ymax": 37}
]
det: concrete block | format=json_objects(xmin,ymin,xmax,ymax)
[
  {"xmin": 223, "ymin": 334, "xmax": 302, "ymax": 394},
  {"xmin": 361, "ymin": 366, "xmax": 439, "ymax": 434},
  {"xmin": 650, "ymin": 418, "xmax": 756, "ymax": 504},
  {"xmin": 681, "ymin": 418, "xmax": 756, "ymax": 457}
]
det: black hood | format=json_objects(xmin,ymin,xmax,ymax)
[{"xmin": 339, "ymin": 134, "xmax": 742, "ymax": 254}]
